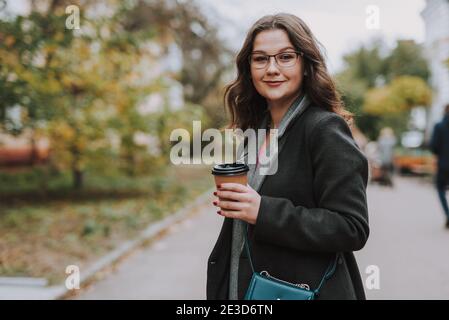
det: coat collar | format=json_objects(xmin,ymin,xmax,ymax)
[{"xmin": 245, "ymin": 94, "xmax": 312, "ymax": 192}]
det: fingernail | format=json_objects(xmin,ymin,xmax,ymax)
[
  {"xmin": 213, "ymin": 201, "xmax": 217, "ymax": 206},
  {"xmin": 213, "ymin": 192, "xmax": 217, "ymax": 196},
  {"xmin": 217, "ymin": 210, "xmax": 221, "ymax": 215},
  {"xmin": 217, "ymin": 184, "xmax": 222, "ymax": 188}
]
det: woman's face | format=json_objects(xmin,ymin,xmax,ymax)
[{"xmin": 250, "ymin": 29, "xmax": 304, "ymax": 108}]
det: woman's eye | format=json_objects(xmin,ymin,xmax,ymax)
[
  {"xmin": 253, "ymin": 56, "xmax": 268, "ymax": 62},
  {"xmin": 279, "ymin": 54, "xmax": 294, "ymax": 61}
]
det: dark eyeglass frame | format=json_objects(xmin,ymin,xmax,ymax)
[{"xmin": 248, "ymin": 51, "xmax": 304, "ymax": 69}]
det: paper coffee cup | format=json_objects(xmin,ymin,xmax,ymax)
[
  {"xmin": 211, "ymin": 163, "xmax": 249, "ymax": 202},
  {"xmin": 211, "ymin": 162, "xmax": 249, "ymax": 186}
]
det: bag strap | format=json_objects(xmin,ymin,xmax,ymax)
[{"xmin": 244, "ymin": 223, "xmax": 340, "ymax": 296}]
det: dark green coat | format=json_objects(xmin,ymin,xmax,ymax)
[{"xmin": 207, "ymin": 104, "xmax": 370, "ymax": 300}]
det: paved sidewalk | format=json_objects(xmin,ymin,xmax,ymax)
[
  {"xmin": 76, "ymin": 197, "xmax": 221, "ymax": 299},
  {"xmin": 356, "ymin": 177, "xmax": 449, "ymax": 299},
  {"xmin": 74, "ymin": 177, "xmax": 449, "ymax": 299}
]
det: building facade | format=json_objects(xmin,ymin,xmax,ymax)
[{"xmin": 421, "ymin": 0, "xmax": 449, "ymax": 136}]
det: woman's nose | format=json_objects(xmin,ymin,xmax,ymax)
[{"xmin": 266, "ymin": 57, "xmax": 280, "ymax": 74}]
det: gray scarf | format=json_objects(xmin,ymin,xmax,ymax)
[{"xmin": 228, "ymin": 93, "xmax": 311, "ymax": 299}]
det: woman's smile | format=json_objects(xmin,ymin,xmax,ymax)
[{"xmin": 264, "ymin": 81, "xmax": 285, "ymax": 87}]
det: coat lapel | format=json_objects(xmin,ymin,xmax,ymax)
[{"xmin": 245, "ymin": 94, "xmax": 312, "ymax": 192}]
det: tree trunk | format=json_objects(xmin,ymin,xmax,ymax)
[
  {"xmin": 71, "ymin": 141, "xmax": 83, "ymax": 189},
  {"xmin": 73, "ymin": 167, "xmax": 83, "ymax": 190},
  {"xmin": 29, "ymin": 133, "xmax": 38, "ymax": 166}
]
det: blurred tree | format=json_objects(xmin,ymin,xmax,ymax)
[
  {"xmin": 122, "ymin": 0, "xmax": 233, "ymax": 128},
  {"xmin": 0, "ymin": 0, "xmax": 77, "ymax": 165},
  {"xmin": 335, "ymin": 41, "xmax": 387, "ymax": 139},
  {"xmin": 389, "ymin": 76, "xmax": 432, "ymax": 110},
  {"xmin": 363, "ymin": 76, "xmax": 432, "ymax": 134},
  {"xmin": 0, "ymin": 0, "xmax": 168, "ymax": 187},
  {"xmin": 384, "ymin": 40, "xmax": 430, "ymax": 83},
  {"xmin": 363, "ymin": 86, "xmax": 396, "ymax": 116},
  {"xmin": 340, "ymin": 40, "xmax": 386, "ymax": 89},
  {"xmin": 364, "ymin": 76, "xmax": 432, "ymax": 115},
  {"xmin": 335, "ymin": 39, "xmax": 430, "ymax": 140},
  {"xmin": 1, "ymin": 0, "xmax": 228, "ymax": 189}
]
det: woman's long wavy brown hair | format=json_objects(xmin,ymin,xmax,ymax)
[{"xmin": 224, "ymin": 13, "xmax": 352, "ymax": 131}]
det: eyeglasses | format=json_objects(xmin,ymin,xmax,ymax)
[{"xmin": 249, "ymin": 51, "xmax": 303, "ymax": 69}]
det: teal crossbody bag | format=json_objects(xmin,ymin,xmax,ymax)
[{"xmin": 243, "ymin": 224, "xmax": 340, "ymax": 300}]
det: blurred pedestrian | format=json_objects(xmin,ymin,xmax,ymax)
[
  {"xmin": 377, "ymin": 127, "xmax": 396, "ymax": 186},
  {"xmin": 430, "ymin": 104, "xmax": 449, "ymax": 228}
]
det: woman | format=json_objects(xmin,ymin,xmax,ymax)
[{"xmin": 208, "ymin": 13, "xmax": 369, "ymax": 300}]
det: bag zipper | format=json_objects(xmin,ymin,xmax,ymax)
[{"xmin": 260, "ymin": 271, "xmax": 311, "ymax": 291}]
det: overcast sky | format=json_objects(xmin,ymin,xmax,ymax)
[
  {"xmin": 4, "ymin": 0, "xmax": 427, "ymax": 73},
  {"xmin": 197, "ymin": 0, "xmax": 427, "ymax": 73}
]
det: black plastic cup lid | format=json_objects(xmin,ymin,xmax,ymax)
[{"xmin": 211, "ymin": 162, "xmax": 249, "ymax": 176}]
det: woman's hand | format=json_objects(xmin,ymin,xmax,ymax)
[{"xmin": 213, "ymin": 183, "xmax": 261, "ymax": 225}]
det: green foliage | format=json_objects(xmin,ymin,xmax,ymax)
[
  {"xmin": 362, "ymin": 76, "xmax": 432, "ymax": 138},
  {"xmin": 336, "ymin": 39, "xmax": 431, "ymax": 139},
  {"xmin": 384, "ymin": 40, "xmax": 430, "ymax": 82},
  {"xmin": 341, "ymin": 40, "xmax": 386, "ymax": 88},
  {"xmin": 0, "ymin": 0, "xmax": 227, "ymax": 188},
  {"xmin": 363, "ymin": 76, "xmax": 432, "ymax": 115},
  {"xmin": 0, "ymin": 9, "xmax": 75, "ymax": 132}
]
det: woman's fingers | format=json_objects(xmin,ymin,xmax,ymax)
[
  {"xmin": 218, "ymin": 208, "xmax": 242, "ymax": 219},
  {"xmin": 216, "ymin": 199, "xmax": 247, "ymax": 211},
  {"xmin": 216, "ymin": 190, "xmax": 248, "ymax": 202},
  {"xmin": 214, "ymin": 183, "xmax": 259, "ymax": 225},
  {"xmin": 219, "ymin": 183, "xmax": 247, "ymax": 193},
  {"xmin": 216, "ymin": 183, "xmax": 250, "ymax": 203}
]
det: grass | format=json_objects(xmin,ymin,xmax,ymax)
[{"xmin": 0, "ymin": 164, "xmax": 213, "ymax": 284}]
